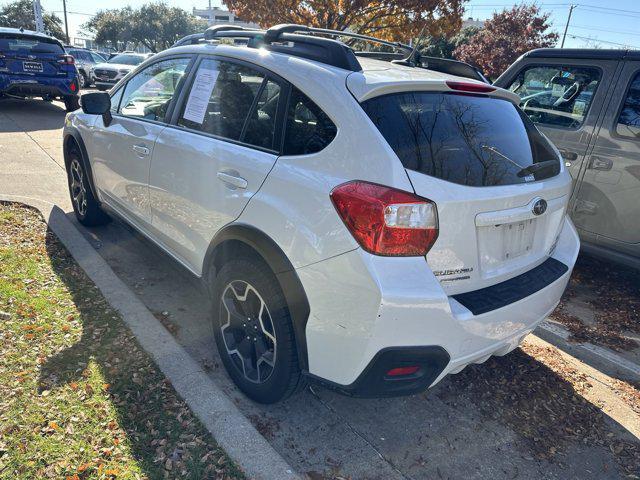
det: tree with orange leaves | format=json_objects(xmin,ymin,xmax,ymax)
[{"xmin": 223, "ymin": 0, "xmax": 466, "ymax": 42}]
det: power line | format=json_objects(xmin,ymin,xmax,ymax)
[
  {"xmin": 52, "ymin": 10, "xmax": 94, "ymax": 17},
  {"xmin": 567, "ymin": 34, "xmax": 640, "ymax": 49},
  {"xmin": 570, "ymin": 24, "xmax": 640, "ymax": 38},
  {"xmin": 576, "ymin": 4, "xmax": 640, "ymax": 16}
]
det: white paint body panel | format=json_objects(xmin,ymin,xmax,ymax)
[
  {"xmin": 299, "ymin": 216, "xmax": 579, "ymax": 385},
  {"xmin": 149, "ymin": 127, "xmax": 278, "ymax": 274}
]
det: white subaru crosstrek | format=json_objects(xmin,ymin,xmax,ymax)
[{"xmin": 63, "ymin": 24, "xmax": 579, "ymax": 403}]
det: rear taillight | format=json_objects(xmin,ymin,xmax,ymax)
[
  {"xmin": 445, "ymin": 80, "xmax": 495, "ymax": 93},
  {"xmin": 58, "ymin": 54, "xmax": 75, "ymax": 65},
  {"xmin": 330, "ymin": 181, "xmax": 438, "ymax": 256}
]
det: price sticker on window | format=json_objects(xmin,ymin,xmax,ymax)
[{"xmin": 183, "ymin": 67, "xmax": 219, "ymax": 124}]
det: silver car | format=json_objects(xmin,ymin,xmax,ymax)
[
  {"xmin": 495, "ymin": 48, "xmax": 640, "ymax": 269},
  {"xmin": 91, "ymin": 52, "xmax": 152, "ymax": 91}
]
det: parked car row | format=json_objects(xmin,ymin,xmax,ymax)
[{"xmin": 0, "ymin": 26, "xmax": 154, "ymax": 111}]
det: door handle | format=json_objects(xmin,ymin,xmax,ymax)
[
  {"xmin": 132, "ymin": 144, "xmax": 150, "ymax": 156},
  {"xmin": 217, "ymin": 171, "xmax": 248, "ymax": 189}
]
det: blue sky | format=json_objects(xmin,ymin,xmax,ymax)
[{"xmin": 4, "ymin": 0, "xmax": 640, "ymax": 50}]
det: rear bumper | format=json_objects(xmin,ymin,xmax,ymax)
[
  {"xmin": 298, "ymin": 216, "xmax": 580, "ymax": 395},
  {"xmin": 0, "ymin": 74, "xmax": 78, "ymax": 97}
]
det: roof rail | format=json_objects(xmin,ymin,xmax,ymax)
[
  {"xmin": 263, "ymin": 24, "xmax": 412, "ymax": 54},
  {"xmin": 173, "ymin": 25, "xmax": 259, "ymax": 48},
  {"xmin": 172, "ymin": 33, "xmax": 204, "ymax": 47},
  {"xmin": 201, "ymin": 24, "xmax": 363, "ymax": 71},
  {"xmin": 172, "ymin": 23, "xmax": 487, "ymax": 80}
]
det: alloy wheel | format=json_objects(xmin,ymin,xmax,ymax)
[
  {"xmin": 219, "ymin": 280, "xmax": 277, "ymax": 384},
  {"xmin": 69, "ymin": 159, "xmax": 87, "ymax": 216}
]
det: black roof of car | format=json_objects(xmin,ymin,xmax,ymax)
[{"xmin": 524, "ymin": 48, "xmax": 640, "ymax": 61}]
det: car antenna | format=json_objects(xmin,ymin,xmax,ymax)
[{"xmin": 392, "ymin": 24, "xmax": 428, "ymax": 68}]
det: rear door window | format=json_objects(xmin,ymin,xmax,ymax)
[
  {"xmin": 362, "ymin": 92, "xmax": 560, "ymax": 187},
  {"xmin": 616, "ymin": 71, "xmax": 640, "ymax": 139},
  {"xmin": 507, "ymin": 65, "xmax": 601, "ymax": 129},
  {"xmin": 177, "ymin": 58, "xmax": 282, "ymax": 150}
]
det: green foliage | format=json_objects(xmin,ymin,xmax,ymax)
[
  {"xmin": 0, "ymin": 0, "xmax": 66, "ymax": 41},
  {"xmin": 82, "ymin": 2, "xmax": 208, "ymax": 52}
]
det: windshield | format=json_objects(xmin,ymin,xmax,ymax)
[
  {"xmin": 0, "ymin": 34, "xmax": 63, "ymax": 55},
  {"xmin": 108, "ymin": 54, "xmax": 145, "ymax": 65},
  {"xmin": 362, "ymin": 92, "xmax": 561, "ymax": 187}
]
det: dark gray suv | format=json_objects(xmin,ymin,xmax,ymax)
[{"xmin": 495, "ymin": 49, "xmax": 640, "ymax": 269}]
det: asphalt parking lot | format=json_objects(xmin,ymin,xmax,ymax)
[{"xmin": 1, "ymin": 96, "xmax": 638, "ymax": 479}]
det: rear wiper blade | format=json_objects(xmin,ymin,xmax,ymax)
[
  {"xmin": 481, "ymin": 145, "xmax": 523, "ymax": 169},
  {"xmin": 517, "ymin": 159, "xmax": 560, "ymax": 178}
]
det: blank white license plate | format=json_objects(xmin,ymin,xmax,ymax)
[
  {"xmin": 502, "ymin": 219, "xmax": 535, "ymax": 260},
  {"xmin": 23, "ymin": 61, "xmax": 43, "ymax": 73}
]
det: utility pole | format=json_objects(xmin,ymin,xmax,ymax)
[
  {"xmin": 561, "ymin": 4, "xmax": 576, "ymax": 49},
  {"xmin": 62, "ymin": 0, "xmax": 70, "ymax": 44},
  {"xmin": 32, "ymin": 0, "xmax": 44, "ymax": 33}
]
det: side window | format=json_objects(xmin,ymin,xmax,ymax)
[
  {"xmin": 178, "ymin": 58, "xmax": 271, "ymax": 145},
  {"xmin": 118, "ymin": 57, "xmax": 190, "ymax": 123},
  {"xmin": 508, "ymin": 65, "xmax": 601, "ymax": 129},
  {"xmin": 110, "ymin": 87, "xmax": 124, "ymax": 113},
  {"xmin": 243, "ymin": 79, "xmax": 281, "ymax": 150},
  {"xmin": 90, "ymin": 52, "xmax": 105, "ymax": 63},
  {"xmin": 616, "ymin": 72, "xmax": 640, "ymax": 140},
  {"xmin": 283, "ymin": 88, "xmax": 337, "ymax": 155}
]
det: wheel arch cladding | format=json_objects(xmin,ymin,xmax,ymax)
[
  {"xmin": 63, "ymin": 128, "xmax": 100, "ymax": 203},
  {"xmin": 204, "ymin": 223, "xmax": 311, "ymax": 371}
]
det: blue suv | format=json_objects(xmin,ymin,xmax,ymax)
[{"xmin": 0, "ymin": 27, "xmax": 80, "ymax": 111}]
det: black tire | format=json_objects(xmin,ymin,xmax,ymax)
[
  {"xmin": 78, "ymin": 71, "xmax": 88, "ymax": 89},
  {"xmin": 66, "ymin": 150, "xmax": 110, "ymax": 226},
  {"xmin": 64, "ymin": 95, "xmax": 80, "ymax": 112},
  {"xmin": 210, "ymin": 258, "xmax": 304, "ymax": 403}
]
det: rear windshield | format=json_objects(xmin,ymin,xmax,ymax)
[
  {"xmin": 362, "ymin": 92, "xmax": 560, "ymax": 187},
  {"xmin": 0, "ymin": 34, "xmax": 63, "ymax": 55},
  {"xmin": 109, "ymin": 54, "xmax": 145, "ymax": 65}
]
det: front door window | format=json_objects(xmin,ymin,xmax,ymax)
[
  {"xmin": 508, "ymin": 65, "xmax": 601, "ymax": 129},
  {"xmin": 119, "ymin": 58, "xmax": 190, "ymax": 123}
]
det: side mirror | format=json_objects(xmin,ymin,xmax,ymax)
[{"xmin": 80, "ymin": 92, "xmax": 112, "ymax": 126}]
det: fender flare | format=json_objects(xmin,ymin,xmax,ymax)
[
  {"xmin": 204, "ymin": 223, "xmax": 311, "ymax": 371},
  {"xmin": 63, "ymin": 127, "xmax": 100, "ymax": 203}
]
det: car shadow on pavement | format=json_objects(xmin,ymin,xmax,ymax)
[
  {"xmin": 0, "ymin": 98, "xmax": 67, "ymax": 133},
  {"xmin": 37, "ymin": 225, "xmax": 230, "ymax": 478},
  {"xmin": 434, "ymin": 346, "xmax": 639, "ymax": 476}
]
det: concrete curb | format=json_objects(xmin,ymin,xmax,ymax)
[
  {"xmin": 1, "ymin": 195, "xmax": 300, "ymax": 480},
  {"xmin": 536, "ymin": 321, "xmax": 640, "ymax": 382}
]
